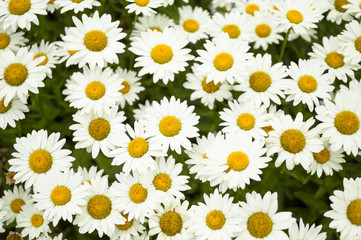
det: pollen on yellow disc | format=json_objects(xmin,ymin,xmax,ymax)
[
  {"xmin": 72, "ymin": 0, "xmax": 84, "ymax": 2},
  {"xmin": 85, "ymin": 81, "xmax": 106, "ymax": 100},
  {"xmin": 313, "ymin": 147, "xmax": 330, "ymax": 164},
  {"xmin": 334, "ymin": 0, "xmax": 349, "ymax": 12},
  {"xmin": 222, "ymin": 24, "xmax": 241, "ymax": 39},
  {"xmin": 153, "ymin": 173, "xmax": 172, "ymax": 191},
  {"xmin": 0, "ymin": 98, "xmax": 12, "ymax": 114},
  {"xmin": 255, "ymin": 24, "xmax": 271, "ymax": 38},
  {"xmin": 33, "ymin": 53, "xmax": 48, "ymax": 66},
  {"xmin": 183, "ymin": 19, "xmax": 199, "ymax": 33},
  {"xmin": 10, "ymin": 199, "xmax": 25, "ymax": 213},
  {"xmin": 84, "ymin": 30, "xmax": 108, "ymax": 52},
  {"xmin": 213, "ymin": 52, "xmax": 234, "ymax": 71},
  {"xmin": 129, "ymin": 183, "xmax": 148, "ymax": 203},
  {"xmin": 298, "ymin": 75, "xmax": 317, "ymax": 93},
  {"xmin": 159, "ymin": 211, "xmax": 183, "ymax": 236},
  {"xmin": 68, "ymin": 50, "xmax": 79, "ymax": 55},
  {"xmin": 247, "ymin": 212, "xmax": 273, "ymax": 238},
  {"xmin": 226, "ymin": 151, "xmax": 249, "ymax": 172},
  {"xmin": 325, "ymin": 52, "xmax": 344, "ymax": 69},
  {"xmin": 31, "ymin": 214, "xmax": 44, "ymax": 227},
  {"xmin": 149, "ymin": 27, "xmax": 162, "ymax": 32},
  {"xmin": 128, "ymin": 137, "xmax": 149, "ymax": 158},
  {"xmin": 119, "ymin": 81, "xmax": 130, "ymax": 94},
  {"xmin": 48, "ymin": 0, "xmax": 55, "ymax": 3},
  {"xmin": 116, "ymin": 213, "xmax": 133, "ymax": 230},
  {"xmin": 0, "ymin": 33, "xmax": 10, "ymax": 49},
  {"xmin": 286, "ymin": 10, "xmax": 303, "ymax": 24},
  {"xmin": 88, "ymin": 118, "xmax": 111, "ymax": 140},
  {"xmin": 202, "ymin": 77, "xmax": 221, "ymax": 93},
  {"xmin": 151, "ymin": 44, "xmax": 173, "ymax": 64},
  {"xmin": 245, "ymin": 4, "xmax": 260, "ymax": 15},
  {"xmin": 206, "ymin": 210, "xmax": 226, "ymax": 230},
  {"xmin": 347, "ymin": 199, "xmax": 361, "ymax": 225},
  {"xmin": 8, "ymin": 0, "xmax": 31, "ymax": 15},
  {"xmin": 334, "ymin": 111, "xmax": 360, "ymax": 135},
  {"xmin": 135, "ymin": 0, "xmax": 149, "ymax": 6},
  {"xmin": 4, "ymin": 63, "xmax": 28, "ymax": 86},
  {"xmin": 249, "ymin": 71, "xmax": 272, "ymax": 92},
  {"xmin": 237, "ymin": 113, "xmax": 256, "ymax": 131},
  {"xmin": 355, "ymin": 36, "xmax": 361, "ymax": 53},
  {"xmin": 159, "ymin": 116, "xmax": 182, "ymax": 137},
  {"xmin": 29, "ymin": 149, "xmax": 53, "ymax": 174},
  {"xmin": 280, "ymin": 129, "xmax": 306, "ymax": 154},
  {"xmin": 87, "ymin": 195, "xmax": 112, "ymax": 219},
  {"xmin": 51, "ymin": 186, "xmax": 72, "ymax": 206}
]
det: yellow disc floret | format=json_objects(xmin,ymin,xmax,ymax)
[
  {"xmin": 129, "ymin": 183, "xmax": 148, "ymax": 203},
  {"xmin": 0, "ymin": 98, "xmax": 11, "ymax": 113},
  {"xmin": 159, "ymin": 211, "xmax": 183, "ymax": 236},
  {"xmin": 8, "ymin": 0, "xmax": 31, "ymax": 15},
  {"xmin": 247, "ymin": 212, "xmax": 273, "ymax": 238},
  {"xmin": 116, "ymin": 213, "xmax": 133, "ymax": 230},
  {"xmin": 10, "ymin": 199, "xmax": 25, "ymax": 213},
  {"xmin": 85, "ymin": 81, "xmax": 106, "ymax": 100},
  {"xmin": 183, "ymin": 19, "xmax": 199, "ymax": 33},
  {"xmin": 84, "ymin": 30, "xmax": 108, "ymax": 52},
  {"xmin": 313, "ymin": 147, "xmax": 330, "ymax": 164},
  {"xmin": 237, "ymin": 113, "xmax": 256, "ymax": 131},
  {"xmin": 249, "ymin": 71, "xmax": 272, "ymax": 92},
  {"xmin": 226, "ymin": 151, "xmax": 249, "ymax": 172},
  {"xmin": 347, "ymin": 199, "xmax": 361, "ymax": 225},
  {"xmin": 159, "ymin": 116, "xmax": 182, "ymax": 137},
  {"xmin": 149, "ymin": 27, "xmax": 162, "ymax": 32},
  {"xmin": 88, "ymin": 118, "xmax": 111, "ymax": 140},
  {"xmin": 87, "ymin": 195, "xmax": 112, "ymax": 219},
  {"xmin": 286, "ymin": 10, "xmax": 303, "ymax": 24},
  {"xmin": 213, "ymin": 53, "xmax": 234, "ymax": 71},
  {"xmin": 222, "ymin": 24, "xmax": 241, "ymax": 39},
  {"xmin": 355, "ymin": 36, "xmax": 361, "ymax": 53},
  {"xmin": 334, "ymin": 0, "xmax": 349, "ymax": 12},
  {"xmin": 4, "ymin": 63, "xmax": 28, "ymax": 86},
  {"xmin": 51, "ymin": 186, "xmax": 72, "ymax": 206},
  {"xmin": 135, "ymin": 0, "xmax": 149, "ymax": 6},
  {"xmin": 255, "ymin": 24, "xmax": 271, "ymax": 38},
  {"xmin": 119, "ymin": 81, "xmax": 130, "ymax": 94},
  {"xmin": 206, "ymin": 210, "xmax": 226, "ymax": 230},
  {"xmin": 325, "ymin": 52, "xmax": 344, "ymax": 69},
  {"xmin": 31, "ymin": 214, "xmax": 44, "ymax": 227},
  {"xmin": 245, "ymin": 4, "xmax": 260, "ymax": 15},
  {"xmin": 33, "ymin": 53, "xmax": 48, "ymax": 66},
  {"xmin": 151, "ymin": 44, "xmax": 173, "ymax": 64},
  {"xmin": 280, "ymin": 129, "xmax": 306, "ymax": 154},
  {"xmin": 153, "ymin": 173, "xmax": 172, "ymax": 191},
  {"xmin": 0, "ymin": 33, "xmax": 10, "ymax": 49},
  {"xmin": 29, "ymin": 149, "xmax": 53, "ymax": 174},
  {"xmin": 72, "ymin": 0, "xmax": 84, "ymax": 2},
  {"xmin": 334, "ymin": 111, "xmax": 360, "ymax": 135},
  {"xmin": 202, "ymin": 77, "xmax": 221, "ymax": 93},
  {"xmin": 298, "ymin": 75, "xmax": 317, "ymax": 93},
  {"xmin": 128, "ymin": 137, "xmax": 149, "ymax": 158}
]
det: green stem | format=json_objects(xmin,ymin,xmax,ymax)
[{"xmin": 278, "ymin": 28, "xmax": 291, "ymax": 62}]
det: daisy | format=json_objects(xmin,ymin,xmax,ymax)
[
  {"xmin": 236, "ymin": 0, "xmax": 271, "ymax": 16},
  {"xmin": 69, "ymin": 107, "xmax": 127, "ymax": 158},
  {"xmin": 288, "ymin": 27, "xmax": 317, "ymax": 43},
  {"xmin": 32, "ymin": 169, "xmax": 88, "ymax": 225},
  {"xmin": 327, "ymin": 0, "xmax": 353, "ymax": 24},
  {"xmin": 195, "ymin": 33, "xmax": 252, "ymax": 84},
  {"xmin": 285, "ymin": 59, "xmax": 334, "ymax": 111},
  {"xmin": 8, "ymin": 129, "xmax": 75, "ymax": 189},
  {"xmin": 339, "ymin": 20, "xmax": 361, "ymax": 65},
  {"xmin": 309, "ymin": 36, "xmax": 358, "ymax": 82},
  {"xmin": 125, "ymin": 0, "xmax": 163, "ymax": 16},
  {"xmin": 0, "ymin": 96, "xmax": 29, "ymax": 129},
  {"xmin": 131, "ymin": 14, "xmax": 173, "ymax": 40},
  {"xmin": 56, "ymin": 0, "xmax": 100, "ymax": 13},
  {"xmin": 339, "ymin": 78, "xmax": 361, "ymax": 94},
  {"xmin": 140, "ymin": 96, "xmax": 200, "ymax": 154},
  {"xmin": 183, "ymin": 64, "xmax": 233, "ymax": 110},
  {"xmin": 73, "ymin": 176, "xmax": 126, "ymax": 237},
  {"xmin": 115, "ymin": 67, "xmax": 145, "ymax": 108},
  {"xmin": 0, "ymin": 23, "xmax": 28, "ymax": 52},
  {"xmin": 109, "ymin": 121, "xmax": 165, "ymax": 175},
  {"xmin": 149, "ymin": 197, "xmax": 192, "ymax": 239},
  {"xmin": 63, "ymin": 66, "xmax": 123, "ymax": 115},
  {"xmin": 211, "ymin": 0, "xmax": 236, "ymax": 12},
  {"xmin": 46, "ymin": 0, "xmax": 60, "ymax": 13},
  {"xmin": 315, "ymin": 91, "xmax": 361, "ymax": 156},
  {"xmin": 0, "ymin": 47, "xmax": 47, "ymax": 105},
  {"xmin": 29, "ymin": 40, "xmax": 59, "ymax": 78},
  {"xmin": 77, "ymin": 165, "xmax": 106, "ymax": 184},
  {"xmin": 110, "ymin": 212, "xmax": 146, "ymax": 240},
  {"xmin": 133, "ymin": 99, "xmax": 152, "ymax": 121},
  {"xmin": 0, "ymin": 0, "xmax": 47, "ymax": 31},
  {"xmin": 129, "ymin": 27, "xmax": 194, "ymax": 84},
  {"xmin": 6, "ymin": 232, "xmax": 23, "ymax": 240},
  {"xmin": 288, "ymin": 218, "xmax": 327, "ymax": 240},
  {"xmin": 344, "ymin": 0, "xmax": 361, "ymax": 18},
  {"xmin": 234, "ymin": 53, "xmax": 288, "ymax": 107},
  {"xmin": 0, "ymin": 199, "xmax": 6, "ymax": 233},
  {"xmin": 237, "ymin": 191, "xmax": 295, "ymax": 240},
  {"xmin": 188, "ymin": 189, "xmax": 241, "ymax": 240},
  {"xmin": 62, "ymin": 11, "xmax": 126, "ymax": 68},
  {"xmin": 267, "ymin": 112, "xmax": 324, "ymax": 170}
]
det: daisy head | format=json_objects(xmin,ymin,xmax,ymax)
[
  {"xmin": 339, "ymin": 20, "xmax": 361, "ymax": 65},
  {"xmin": 237, "ymin": 0, "xmax": 272, "ymax": 16},
  {"xmin": 131, "ymin": 14, "xmax": 173, "ymax": 40},
  {"xmin": 344, "ymin": 0, "xmax": 361, "ymax": 18},
  {"xmin": 110, "ymin": 212, "xmax": 146, "ymax": 240},
  {"xmin": 56, "ymin": 0, "xmax": 101, "ymax": 13},
  {"xmin": 125, "ymin": 0, "xmax": 163, "ymax": 16},
  {"xmin": 0, "ymin": 96, "xmax": 29, "ymax": 129},
  {"xmin": 77, "ymin": 165, "xmax": 106, "ymax": 184},
  {"xmin": 288, "ymin": 218, "xmax": 327, "ymax": 240},
  {"xmin": 327, "ymin": 0, "xmax": 353, "ymax": 24},
  {"xmin": 0, "ymin": 23, "xmax": 28, "ymax": 52}
]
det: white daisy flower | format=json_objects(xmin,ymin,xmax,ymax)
[
  {"xmin": 133, "ymin": 99, "xmax": 152, "ymax": 121},
  {"xmin": 188, "ymin": 189, "xmax": 242, "ymax": 240},
  {"xmin": 6, "ymin": 232, "xmax": 23, "ymax": 240},
  {"xmin": 288, "ymin": 218, "xmax": 327, "ymax": 240},
  {"xmin": 0, "ymin": 47, "xmax": 47, "ymax": 105},
  {"xmin": 339, "ymin": 20, "xmax": 361, "ymax": 65},
  {"xmin": 131, "ymin": 14, "xmax": 173, "ymax": 40},
  {"xmin": 0, "ymin": 199, "xmax": 6, "ymax": 233},
  {"xmin": 288, "ymin": 27, "xmax": 317, "ymax": 43},
  {"xmin": 195, "ymin": 33, "xmax": 252, "ymax": 84},
  {"xmin": 267, "ymin": 112, "xmax": 324, "ymax": 170},
  {"xmin": 236, "ymin": 0, "xmax": 271, "ymax": 16},
  {"xmin": 69, "ymin": 107, "xmax": 127, "ymax": 158},
  {"xmin": 8, "ymin": 129, "xmax": 75, "ymax": 189},
  {"xmin": 285, "ymin": 59, "xmax": 334, "ymax": 112},
  {"xmin": 0, "ymin": 96, "xmax": 29, "ymax": 129},
  {"xmin": 125, "ymin": 0, "xmax": 163, "ymax": 16},
  {"xmin": 63, "ymin": 11, "xmax": 127, "ymax": 68},
  {"xmin": 73, "ymin": 176, "xmax": 126, "ymax": 237},
  {"xmin": 53, "ymin": 27, "xmax": 73, "ymax": 65},
  {"xmin": 46, "ymin": 0, "xmax": 60, "ymax": 13},
  {"xmin": 56, "ymin": 0, "xmax": 100, "ymax": 13},
  {"xmin": 237, "ymin": 191, "xmax": 295, "ymax": 240},
  {"xmin": 0, "ymin": 23, "xmax": 28, "ymax": 52},
  {"xmin": 234, "ymin": 53, "xmax": 288, "ymax": 107},
  {"xmin": 141, "ymin": 96, "xmax": 200, "ymax": 154},
  {"xmin": 77, "ymin": 165, "xmax": 106, "ymax": 184},
  {"xmin": 344, "ymin": 0, "xmax": 361, "ymax": 18},
  {"xmin": 327, "ymin": 0, "xmax": 353, "ymax": 24},
  {"xmin": 32, "ymin": 169, "xmax": 88, "ymax": 225},
  {"xmin": 63, "ymin": 66, "xmax": 123, "ymax": 115},
  {"xmin": 110, "ymin": 212, "xmax": 146, "ymax": 240},
  {"xmin": 30, "ymin": 40, "xmax": 59, "ymax": 78},
  {"xmin": 0, "ymin": 0, "xmax": 47, "ymax": 31},
  {"xmin": 130, "ymin": 27, "xmax": 194, "ymax": 84},
  {"xmin": 339, "ymin": 78, "xmax": 361, "ymax": 95},
  {"xmin": 211, "ymin": 0, "xmax": 236, "ymax": 12}
]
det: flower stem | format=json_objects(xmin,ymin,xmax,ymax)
[{"xmin": 278, "ymin": 28, "xmax": 291, "ymax": 62}]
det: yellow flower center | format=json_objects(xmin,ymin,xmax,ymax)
[
  {"xmin": 85, "ymin": 81, "xmax": 106, "ymax": 100},
  {"xmin": 31, "ymin": 214, "xmax": 43, "ymax": 227},
  {"xmin": 247, "ymin": 212, "xmax": 273, "ymax": 238},
  {"xmin": 128, "ymin": 137, "xmax": 149, "ymax": 158},
  {"xmin": 51, "ymin": 186, "xmax": 72, "ymax": 206},
  {"xmin": 0, "ymin": 98, "xmax": 11, "ymax": 114},
  {"xmin": 355, "ymin": 36, "xmax": 361, "ymax": 53},
  {"xmin": 206, "ymin": 210, "xmax": 226, "ymax": 230},
  {"xmin": 10, "ymin": 199, "xmax": 25, "ymax": 213},
  {"xmin": 347, "ymin": 199, "xmax": 361, "ymax": 225},
  {"xmin": 151, "ymin": 44, "xmax": 173, "ymax": 64},
  {"xmin": 116, "ymin": 213, "xmax": 133, "ymax": 230},
  {"xmin": 334, "ymin": 111, "xmax": 360, "ymax": 135},
  {"xmin": 159, "ymin": 116, "xmax": 182, "ymax": 137},
  {"xmin": 237, "ymin": 113, "xmax": 256, "ymax": 131},
  {"xmin": 334, "ymin": 0, "xmax": 349, "ymax": 12},
  {"xmin": 149, "ymin": 27, "xmax": 162, "ymax": 32},
  {"xmin": 262, "ymin": 126, "xmax": 274, "ymax": 135},
  {"xmin": 313, "ymin": 147, "xmax": 330, "ymax": 164},
  {"xmin": 0, "ymin": 33, "xmax": 10, "ymax": 49},
  {"xmin": 159, "ymin": 211, "xmax": 183, "ymax": 236},
  {"xmin": 119, "ymin": 81, "xmax": 130, "ymax": 94},
  {"xmin": 135, "ymin": 0, "xmax": 149, "ymax": 6},
  {"xmin": 280, "ymin": 129, "xmax": 306, "ymax": 154},
  {"xmin": 222, "ymin": 24, "xmax": 241, "ymax": 39},
  {"xmin": 183, "ymin": 19, "xmax": 199, "ymax": 33},
  {"xmin": 153, "ymin": 173, "xmax": 172, "ymax": 191},
  {"xmin": 255, "ymin": 24, "xmax": 271, "ymax": 38},
  {"xmin": 29, "ymin": 149, "xmax": 53, "ymax": 174},
  {"xmin": 4, "ymin": 63, "xmax": 28, "ymax": 86},
  {"xmin": 213, "ymin": 52, "xmax": 234, "ymax": 71},
  {"xmin": 72, "ymin": 0, "xmax": 84, "ymax": 2},
  {"xmin": 298, "ymin": 75, "xmax": 317, "ymax": 93},
  {"xmin": 129, "ymin": 183, "xmax": 148, "ymax": 203},
  {"xmin": 33, "ymin": 53, "xmax": 48, "ymax": 66},
  {"xmin": 286, "ymin": 10, "xmax": 303, "ymax": 24},
  {"xmin": 325, "ymin": 52, "xmax": 344, "ymax": 69},
  {"xmin": 249, "ymin": 71, "xmax": 272, "ymax": 92},
  {"xmin": 245, "ymin": 4, "xmax": 260, "ymax": 15},
  {"xmin": 226, "ymin": 151, "xmax": 249, "ymax": 172},
  {"xmin": 88, "ymin": 118, "xmax": 111, "ymax": 141},
  {"xmin": 8, "ymin": 0, "xmax": 31, "ymax": 15},
  {"xmin": 84, "ymin": 30, "xmax": 108, "ymax": 52},
  {"xmin": 202, "ymin": 77, "xmax": 221, "ymax": 93},
  {"xmin": 87, "ymin": 195, "xmax": 112, "ymax": 219},
  {"xmin": 68, "ymin": 50, "xmax": 79, "ymax": 55},
  {"xmin": 6, "ymin": 232, "xmax": 21, "ymax": 240}
]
